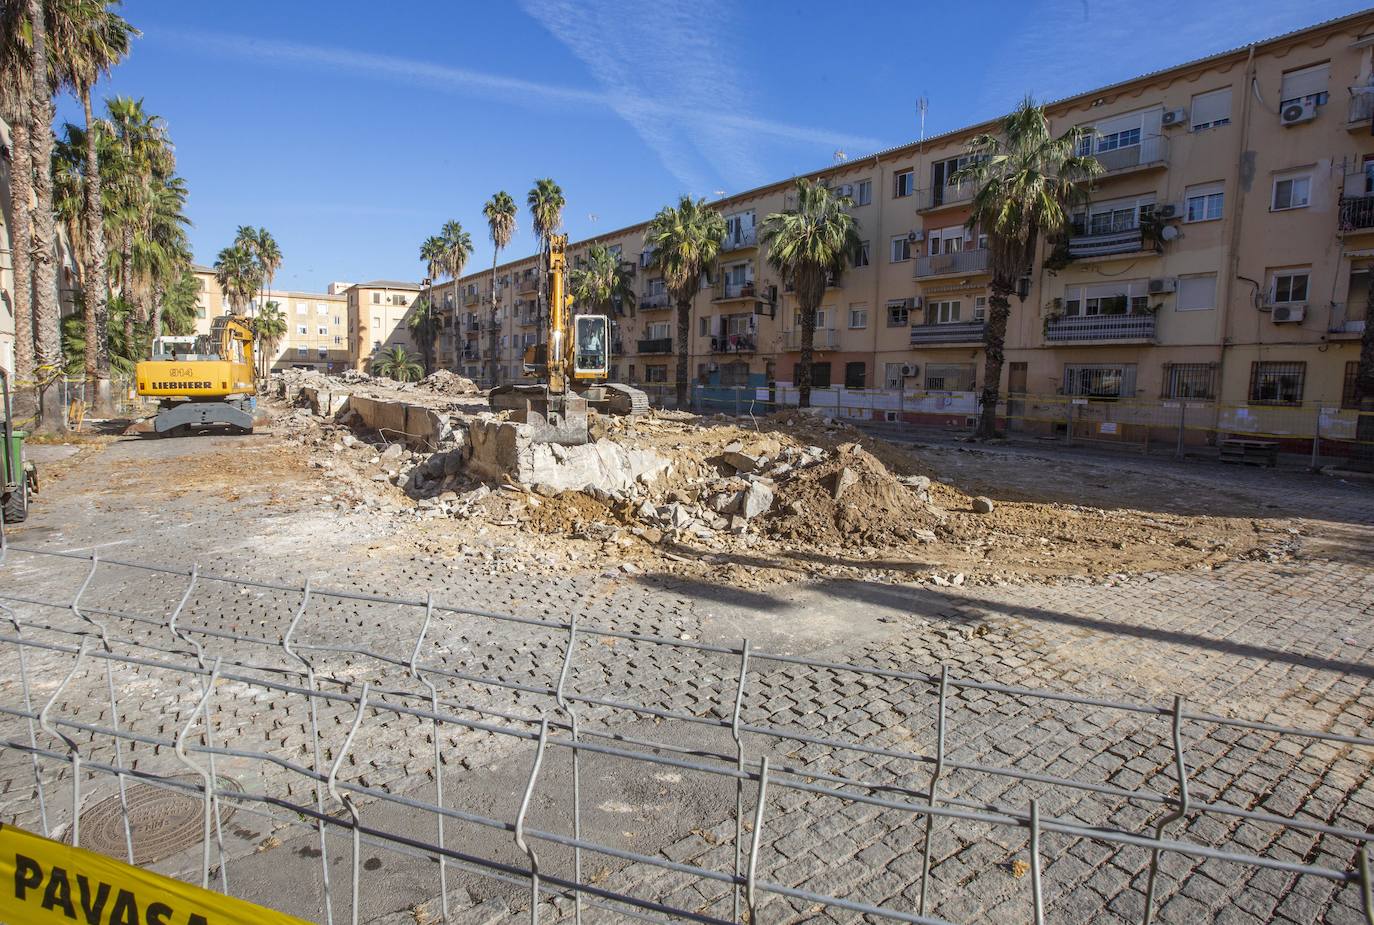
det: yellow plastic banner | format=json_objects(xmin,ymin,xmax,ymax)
[{"xmin": 0, "ymin": 822, "xmax": 310, "ymax": 925}]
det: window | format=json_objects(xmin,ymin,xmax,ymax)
[
  {"xmin": 334, "ymin": 335, "xmax": 342, "ymax": 345},
  {"xmin": 1272, "ymin": 175, "xmax": 1311, "ymax": 211},
  {"xmin": 855, "ymin": 180, "xmax": 872, "ymax": 206},
  {"xmin": 894, "ymin": 169, "xmax": 913, "ymax": 198},
  {"xmin": 720, "ymin": 361, "xmax": 750, "ymax": 387},
  {"xmin": 317, "ymin": 347, "xmax": 328, "ymax": 360},
  {"xmin": 887, "ymin": 301, "xmax": 910, "ymax": 326},
  {"xmin": 1062, "ymin": 280, "xmax": 1150, "ymax": 316},
  {"xmin": 890, "ymin": 236, "xmax": 911, "ymax": 263},
  {"xmin": 1190, "ymin": 88, "xmax": 1232, "ymax": 130},
  {"xmin": 1072, "ymin": 195, "xmax": 1155, "ymax": 235},
  {"xmin": 699, "ymin": 317, "xmax": 710, "ymax": 337},
  {"xmin": 296, "ymin": 347, "xmax": 308, "ymax": 358},
  {"xmin": 853, "ymin": 241, "xmax": 870, "ymax": 268},
  {"xmin": 317, "ymin": 325, "xmax": 328, "ymax": 335},
  {"xmin": 334, "ymin": 316, "xmax": 341, "ymax": 326},
  {"xmin": 792, "ymin": 362, "xmax": 832, "ymax": 388},
  {"xmin": 848, "ymin": 306, "xmax": 867, "ymax": 329},
  {"xmin": 316, "ymin": 303, "xmax": 328, "ymax": 316},
  {"xmin": 296, "ymin": 302, "xmax": 307, "ymax": 315},
  {"xmin": 925, "ymin": 363, "xmax": 976, "ymax": 392},
  {"xmin": 1176, "ymin": 274, "xmax": 1217, "ymax": 311},
  {"xmin": 928, "ymin": 300, "xmax": 962, "ymax": 324},
  {"xmin": 884, "ymin": 363, "xmax": 905, "ymax": 390},
  {"xmin": 844, "ymin": 362, "xmax": 866, "ymax": 390},
  {"xmin": 1063, "ymin": 364, "xmax": 1137, "ymax": 399},
  {"xmin": 1279, "ymin": 62, "xmax": 1330, "ymax": 109},
  {"xmin": 373, "ymin": 340, "xmax": 381, "ymax": 351},
  {"xmin": 1343, "ymin": 361, "xmax": 1362, "ymax": 409},
  {"xmin": 645, "ymin": 365, "xmax": 668, "ymax": 383},
  {"xmin": 371, "ymin": 293, "xmax": 381, "ymax": 304},
  {"xmin": 296, "ymin": 324, "xmax": 307, "ymax": 335},
  {"xmin": 1249, "ymin": 361, "xmax": 1305, "ymax": 405},
  {"xmin": 195, "ymin": 306, "xmax": 206, "ymax": 319},
  {"xmin": 1162, "ymin": 363, "xmax": 1216, "ymax": 399},
  {"xmin": 1184, "ymin": 182, "xmax": 1224, "ymax": 222},
  {"xmin": 373, "ymin": 316, "xmax": 381, "ymax": 329},
  {"xmin": 1269, "ymin": 270, "xmax": 1310, "ymax": 304},
  {"xmin": 647, "ymin": 321, "xmax": 671, "ymax": 340},
  {"xmin": 973, "ymin": 297, "xmax": 987, "ymax": 321}
]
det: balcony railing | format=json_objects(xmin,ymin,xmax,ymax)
[
  {"xmin": 714, "ymin": 280, "xmax": 757, "ymax": 301},
  {"xmin": 784, "ymin": 329, "xmax": 838, "ymax": 351},
  {"xmin": 461, "ymin": 347, "xmax": 480, "ymax": 360},
  {"xmin": 637, "ymin": 337, "xmax": 673, "ymax": 354},
  {"xmin": 1066, "ymin": 226, "xmax": 1149, "ymax": 258},
  {"xmin": 1349, "ymin": 88, "xmax": 1374, "ymax": 125},
  {"xmin": 517, "ymin": 314, "xmax": 538, "ymax": 326},
  {"xmin": 1092, "ymin": 135, "xmax": 1168, "ymax": 174},
  {"xmin": 517, "ymin": 275, "xmax": 539, "ymax": 293},
  {"xmin": 909, "ymin": 321, "xmax": 986, "ymax": 345},
  {"xmin": 1045, "ymin": 313, "xmax": 1156, "ymax": 343},
  {"xmin": 639, "ymin": 292, "xmax": 671, "ymax": 311},
  {"xmin": 720, "ymin": 227, "xmax": 757, "ymax": 250},
  {"xmin": 913, "ymin": 248, "xmax": 989, "ymax": 278},
  {"xmin": 916, "ymin": 180, "xmax": 976, "ymax": 212},
  {"xmin": 711, "ymin": 333, "xmax": 756, "ymax": 354},
  {"xmin": 1329, "ymin": 301, "xmax": 1368, "ymax": 335},
  {"xmin": 465, "ymin": 320, "xmax": 480, "ymax": 331},
  {"xmin": 1338, "ymin": 195, "xmax": 1374, "ymax": 234},
  {"xmin": 463, "ymin": 292, "xmax": 479, "ymax": 306}
]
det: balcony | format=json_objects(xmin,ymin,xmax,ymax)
[
  {"xmin": 463, "ymin": 292, "xmax": 479, "ymax": 307},
  {"xmin": 517, "ymin": 274, "xmax": 539, "ymax": 294},
  {"xmin": 1328, "ymin": 301, "xmax": 1367, "ymax": 337},
  {"xmin": 1066, "ymin": 226, "xmax": 1153, "ymax": 259},
  {"xmin": 1347, "ymin": 88, "xmax": 1374, "ymax": 131},
  {"xmin": 461, "ymin": 347, "xmax": 480, "ymax": 361},
  {"xmin": 1045, "ymin": 313, "xmax": 1155, "ymax": 343},
  {"xmin": 916, "ymin": 180, "xmax": 976, "ymax": 213},
  {"xmin": 637, "ymin": 337, "xmax": 673, "ymax": 354},
  {"xmin": 910, "ymin": 321, "xmax": 986, "ymax": 345},
  {"xmin": 1338, "ymin": 196, "xmax": 1374, "ymax": 235},
  {"xmin": 714, "ymin": 280, "xmax": 757, "ymax": 302},
  {"xmin": 913, "ymin": 248, "xmax": 989, "ymax": 279},
  {"xmin": 1092, "ymin": 135, "xmax": 1168, "ymax": 176},
  {"xmin": 784, "ymin": 329, "xmax": 838, "ymax": 351},
  {"xmin": 517, "ymin": 314, "xmax": 538, "ymax": 327},
  {"xmin": 639, "ymin": 292, "xmax": 671, "ymax": 311},
  {"xmin": 465, "ymin": 320, "xmax": 480, "ymax": 332},
  {"xmin": 720, "ymin": 227, "xmax": 757, "ymax": 252},
  {"xmin": 712, "ymin": 333, "xmax": 757, "ymax": 354}
]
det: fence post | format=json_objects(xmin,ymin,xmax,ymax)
[{"xmin": 1310, "ymin": 409, "xmax": 1322, "ymax": 472}]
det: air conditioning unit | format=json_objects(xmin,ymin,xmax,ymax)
[
  {"xmin": 1156, "ymin": 203, "xmax": 1182, "ymax": 220},
  {"xmin": 908, "ymin": 229, "xmax": 925, "ymax": 243},
  {"xmin": 1147, "ymin": 277, "xmax": 1177, "ymax": 294},
  {"xmin": 1279, "ymin": 98, "xmax": 1318, "ymax": 126},
  {"xmin": 901, "ymin": 363, "xmax": 919, "ymax": 378},
  {"xmin": 911, "ymin": 296, "xmax": 923, "ymax": 309},
  {"xmin": 838, "ymin": 184, "xmax": 855, "ymax": 198},
  {"xmin": 1161, "ymin": 108, "xmax": 1188, "ymax": 128},
  {"xmin": 1271, "ymin": 303, "xmax": 1307, "ymax": 323}
]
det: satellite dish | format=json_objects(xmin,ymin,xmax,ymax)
[{"xmin": 1160, "ymin": 225, "xmax": 1180, "ymax": 242}]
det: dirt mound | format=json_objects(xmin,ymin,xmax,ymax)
[
  {"xmin": 416, "ymin": 370, "xmax": 479, "ymax": 395},
  {"xmin": 519, "ymin": 491, "xmax": 619, "ymax": 536},
  {"xmin": 769, "ymin": 443, "xmax": 938, "ymax": 548}
]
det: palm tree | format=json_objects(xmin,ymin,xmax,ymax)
[
  {"xmin": 419, "ymin": 236, "xmax": 446, "ymax": 286},
  {"xmin": 0, "ymin": 3, "xmax": 37, "ymax": 420},
  {"xmin": 233, "ymin": 225, "xmax": 279, "ymax": 315},
  {"xmin": 483, "ymin": 191, "xmax": 517, "ymax": 383},
  {"xmin": 645, "ymin": 196, "xmax": 727, "ymax": 408},
  {"xmin": 105, "ymin": 96, "xmax": 172, "ymax": 298},
  {"xmin": 527, "ymin": 178, "xmax": 565, "ymax": 339},
  {"xmin": 253, "ymin": 301, "xmax": 287, "ymax": 378},
  {"xmin": 372, "ymin": 346, "xmax": 423, "ymax": 383},
  {"xmin": 951, "ymin": 97, "xmax": 1101, "ymax": 438},
  {"xmin": 441, "ymin": 219, "xmax": 473, "ymax": 314},
  {"xmin": 51, "ymin": 0, "xmax": 137, "ymax": 409},
  {"xmin": 759, "ymin": 179, "xmax": 862, "ymax": 409},
  {"xmin": 570, "ymin": 244, "xmax": 636, "ymax": 317},
  {"xmin": 214, "ymin": 244, "xmax": 256, "ymax": 315},
  {"xmin": 157, "ymin": 266, "xmax": 201, "ymax": 339},
  {"xmin": 406, "ymin": 297, "xmax": 440, "ymax": 374}
]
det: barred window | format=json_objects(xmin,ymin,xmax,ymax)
[
  {"xmin": 720, "ymin": 361, "xmax": 750, "ymax": 387},
  {"xmin": 1343, "ymin": 361, "xmax": 1361, "ymax": 410},
  {"xmin": 1248, "ymin": 361, "xmax": 1305, "ymax": 405},
  {"xmin": 1063, "ymin": 363, "xmax": 1137, "ymax": 399},
  {"xmin": 1162, "ymin": 363, "xmax": 1216, "ymax": 399},
  {"xmin": 925, "ymin": 363, "xmax": 976, "ymax": 392}
]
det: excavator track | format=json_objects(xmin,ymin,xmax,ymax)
[{"xmin": 600, "ymin": 382, "xmax": 650, "ymax": 416}]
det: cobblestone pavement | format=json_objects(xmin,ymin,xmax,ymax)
[{"xmin": 1, "ymin": 432, "xmax": 1372, "ymax": 924}]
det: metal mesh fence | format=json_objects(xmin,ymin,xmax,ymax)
[{"xmin": 0, "ymin": 537, "xmax": 1371, "ymax": 924}]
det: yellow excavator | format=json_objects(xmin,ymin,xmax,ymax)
[
  {"xmin": 135, "ymin": 315, "xmax": 257, "ymax": 435},
  {"xmin": 489, "ymin": 233, "xmax": 647, "ymax": 444}
]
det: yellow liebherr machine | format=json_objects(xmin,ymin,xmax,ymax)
[
  {"xmin": 135, "ymin": 315, "xmax": 257, "ymax": 435},
  {"xmin": 489, "ymin": 234, "xmax": 647, "ymax": 444}
]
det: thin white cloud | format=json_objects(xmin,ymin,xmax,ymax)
[{"xmin": 156, "ymin": 25, "xmax": 881, "ymax": 191}]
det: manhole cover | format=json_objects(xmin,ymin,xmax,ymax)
[{"xmin": 74, "ymin": 775, "xmax": 241, "ymax": 864}]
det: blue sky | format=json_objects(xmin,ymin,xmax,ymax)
[{"xmin": 57, "ymin": 0, "xmax": 1373, "ymax": 291}]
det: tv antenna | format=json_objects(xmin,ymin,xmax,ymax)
[
  {"xmin": 917, "ymin": 97, "xmax": 929, "ymax": 146},
  {"xmin": 713, "ymin": 189, "xmax": 726, "ymax": 199},
  {"xmin": 833, "ymin": 149, "xmax": 848, "ymax": 164}
]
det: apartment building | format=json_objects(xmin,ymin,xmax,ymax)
[
  {"xmin": 442, "ymin": 10, "xmax": 1371, "ymax": 435},
  {"xmin": 345, "ymin": 280, "xmax": 422, "ymax": 372},
  {"xmin": 267, "ymin": 289, "xmax": 349, "ymax": 371}
]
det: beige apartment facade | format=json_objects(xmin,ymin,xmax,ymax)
[
  {"xmin": 268, "ymin": 289, "xmax": 349, "ymax": 371},
  {"xmin": 444, "ymin": 11, "xmax": 1369, "ymax": 444},
  {"xmin": 345, "ymin": 280, "xmax": 423, "ymax": 372}
]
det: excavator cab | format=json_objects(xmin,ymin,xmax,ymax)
[{"xmin": 573, "ymin": 315, "xmax": 610, "ymax": 378}]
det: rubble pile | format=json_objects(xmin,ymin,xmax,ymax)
[{"xmin": 415, "ymin": 369, "xmax": 480, "ymax": 395}]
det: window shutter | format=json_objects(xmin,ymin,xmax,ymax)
[
  {"xmin": 1092, "ymin": 108, "xmax": 1146, "ymax": 137},
  {"xmin": 1176, "ymin": 275, "xmax": 1217, "ymax": 311},
  {"xmin": 1280, "ymin": 63, "xmax": 1330, "ymax": 101},
  {"xmin": 1190, "ymin": 88, "xmax": 1231, "ymax": 126}
]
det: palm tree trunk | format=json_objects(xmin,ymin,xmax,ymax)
[
  {"xmin": 675, "ymin": 296, "xmax": 691, "ymax": 409},
  {"xmin": 489, "ymin": 250, "xmax": 500, "ymax": 386},
  {"xmin": 28, "ymin": 0, "xmax": 65, "ymax": 430},
  {"xmin": 150, "ymin": 282, "xmax": 164, "ymax": 355},
  {"xmin": 8, "ymin": 115, "xmax": 38, "ymax": 421},
  {"xmin": 798, "ymin": 303, "xmax": 816, "ymax": 409},
  {"xmin": 80, "ymin": 88, "xmax": 114, "ymax": 414},
  {"xmin": 977, "ymin": 288, "xmax": 1012, "ymax": 439}
]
